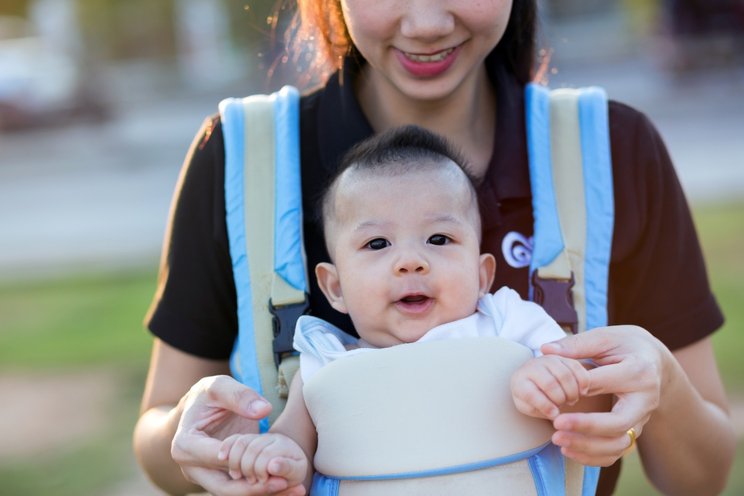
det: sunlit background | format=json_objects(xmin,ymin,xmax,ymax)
[{"xmin": 0, "ymin": 0, "xmax": 742, "ymax": 494}]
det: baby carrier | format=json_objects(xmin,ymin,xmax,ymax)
[{"xmin": 218, "ymin": 83, "xmax": 613, "ymax": 495}]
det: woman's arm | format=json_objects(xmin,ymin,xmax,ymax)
[
  {"xmin": 638, "ymin": 336, "xmax": 734, "ymax": 495},
  {"xmin": 133, "ymin": 339, "xmax": 272, "ymax": 495}
]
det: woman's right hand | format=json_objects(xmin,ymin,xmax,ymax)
[{"xmin": 171, "ymin": 375, "xmax": 301, "ymax": 495}]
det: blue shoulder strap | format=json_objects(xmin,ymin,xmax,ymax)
[
  {"xmin": 525, "ymin": 82, "xmax": 614, "ymax": 496},
  {"xmin": 219, "ymin": 85, "xmax": 306, "ymax": 431},
  {"xmin": 525, "ymin": 83, "xmax": 614, "ymax": 333}
]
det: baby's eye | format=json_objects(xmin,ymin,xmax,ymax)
[
  {"xmin": 365, "ymin": 238, "xmax": 390, "ymax": 250},
  {"xmin": 427, "ymin": 234, "xmax": 451, "ymax": 246}
]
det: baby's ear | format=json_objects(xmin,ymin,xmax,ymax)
[
  {"xmin": 315, "ymin": 262, "xmax": 348, "ymax": 314},
  {"xmin": 479, "ymin": 253, "xmax": 497, "ymax": 296}
]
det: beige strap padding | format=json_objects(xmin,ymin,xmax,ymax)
[
  {"xmin": 271, "ymin": 275, "xmax": 306, "ymax": 307},
  {"xmin": 304, "ymin": 337, "xmax": 555, "ymax": 477},
  {"xmin": 540, "ymin": 89, "xmax": 588, "ymax": 334},
  {"xmin": 241, "ymin": 95, "xmax": 285, "ymax": 420},
  {"xmin": 276, "ymin": 355, "xmax": 299, "ymax": 400}
]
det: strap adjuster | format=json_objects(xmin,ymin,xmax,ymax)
[
  {"xmin": 269, "ymin": 295, "xmax": 310, "ymax": 367},
  {"xmin": 531, "ymin": 271, "xmax": 578, "ymax": 334}
]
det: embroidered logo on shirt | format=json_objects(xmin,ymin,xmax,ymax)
[{"xmin": 502, "ymin": 231, "xmax": 533, "ymax": 268}]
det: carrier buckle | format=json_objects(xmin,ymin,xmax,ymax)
[
  {"xmin": 531, "ymin": 271, "xmax": 578, "ymax": 334},
  {"xmin": 269, "ymin": 295, "xmax": 310, "ymax": 367}
]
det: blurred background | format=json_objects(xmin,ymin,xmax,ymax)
[{"xmin": 0, "ymin": 0, "xmax": 742, "ymax": 494}]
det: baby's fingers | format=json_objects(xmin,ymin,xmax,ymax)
[
  {"xmin": 549, "ymin": 357, "xmax": 591, "ymax": 405},
  {"xmin": 512, "ymin": 380, "xmax": 560, "ymax": 419},
  {"xmin": 224, "ymin": 434, "xmax": 263, "ymax": 481},
  {"xmin": 268, "ymin": 456, "xmax": 308, "ymax": 486},
  {"xmin": 217, "ymin": 434, "xmax": 241, "ymax": 463}
]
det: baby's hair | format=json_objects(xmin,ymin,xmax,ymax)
[{"xmin": 317, "ymin": 125, "xmax": 480, "ymax": 238}]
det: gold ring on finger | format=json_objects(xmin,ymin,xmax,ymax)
[{"xmin": 624, "ymin": 427, "xmax": 638, "ymax": 455}]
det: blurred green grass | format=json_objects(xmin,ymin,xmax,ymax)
[
  {"xmin": 0, "ymin": 269, "xmax": 155, "ymax": 370},
  {"xmin": 0, "ymin": 201, "xmax": 741, "ymax": 495},
  {"xmin": 0, "ymin": 268, "xmax": 156, "ymax": 496}
]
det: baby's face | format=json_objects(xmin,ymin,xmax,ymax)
[{"xmin": 318, "ymin": 162, "xmax": 494, "ymax": 347}]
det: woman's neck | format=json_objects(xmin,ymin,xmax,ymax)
[{"xmin": 355, "ymin": 66, "xmax": 497, "ymax": 179}]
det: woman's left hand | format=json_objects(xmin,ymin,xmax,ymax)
[{"xmin": 540, "ymin": 325, "xmax": 672, "ymax": 467}]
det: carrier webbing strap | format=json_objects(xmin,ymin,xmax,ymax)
[
  {"xmin": 220, "ymin": 86, "xmax": 306, "ymax": 431},
  {"xmin": 525, "ymin": 83, "xmax": 614, "ymax": 496}
]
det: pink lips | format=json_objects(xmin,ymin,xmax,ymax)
[
  {"xmin": 395, "ymin": 294, "xmax": 433, "ymax": 314},
  {"xmin": 395, "ymin": 46, "xmax": 460, "ymax": 78}
]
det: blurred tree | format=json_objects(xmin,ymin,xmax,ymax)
[
  {"xmin": 546, "ymin": 0, "xmax": 616, "ymax": 18},
  {"xmin": 0, "ymin": 0, "xmax": 30, "ymax": 17},
  {"xmin": 622, "ymin": 0, "xmax": 661, "ymax": 35},
  {"xmin": 76, "ymin": 0, "xmax": 176, "ymax": 60},
  {"xmin": 225, "ymin": 0, "xmax": 296, "ymax": 88}
]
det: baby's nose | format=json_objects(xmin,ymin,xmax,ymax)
[{"xmin": 395, "ymin": 254, "xmax": 430, "ymax": 274}]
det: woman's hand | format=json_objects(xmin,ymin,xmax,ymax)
[
  {"xmin": 170, "ymin": 375, "xmax": 302, "ymax": 495},
  {"xmin": 540, "ymin": 325, "xmax": 671, "ymax": 467}
]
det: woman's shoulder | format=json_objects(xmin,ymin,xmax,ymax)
[
  {"xmin": 185, "ymin": 85, "xmax": 326, "ymax": 174},
  {"xmin": 607, "ymin": 99, "xmax": 657, "ymax": 137},
  {"xmin": 605, "ymin": 98, "xmax": 677, "ymax": 192}
]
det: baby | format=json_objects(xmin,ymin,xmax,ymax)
[{"xmin": 217, "ymin": 125, "xmax": 597, "ymax": 494}]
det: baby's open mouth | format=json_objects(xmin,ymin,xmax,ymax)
[
  {"xmin": 395, "ymin": 294, "xmax": 433, "ymax": 314},
  {"xmin": 399, "ymin": 294, "xmax": 429, "ymax": 303}
]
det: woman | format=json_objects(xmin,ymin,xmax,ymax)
[{"xmin": 133, "ymin": 1, "xmax": 734, "ymax": 495}]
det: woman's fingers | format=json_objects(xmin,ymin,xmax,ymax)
[
  {"xmin": 585, "ymin": 360, "xmax": 661, "ymax": 400},
  {"xmin": 198, "ymin": 375, "xmax": 272, "ymax": 420},
  {"xmin": 173, "ymin": 375, "xmax": 274, "ymax": 471},
  {"xmin": 542, "ymin": 325, "xmax": 659, "ymax": 363},
  {"xmin": 554, "ymin": 410, "xmax": 633, "ymax": 436},
  {"xmin": 188, "ymin": 465, "xmax": 281, "ymax": 496},
  {"xmin": 553, "ymin": 431, "xmax": 633, "ymax": 467},
  {"xmin": 172, "ymin": 429, "xmax": 225, "ymax": 467},
  {"xmin": 552, "ymin": 405, "xmax": 648, "ymax": 467}
]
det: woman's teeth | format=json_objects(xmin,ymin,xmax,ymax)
[{"xmin": 405, "ymin": 48, "xmax": 454, "ymax": 63}]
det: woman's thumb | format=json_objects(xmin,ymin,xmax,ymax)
[{"xmin": 203, "ymin": 375, "xmax": 272, "ymax": 418}]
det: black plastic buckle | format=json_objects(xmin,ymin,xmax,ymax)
[
  {"xmin": 531, "ymin": 271, "xmax": 578, "ymax": 334},
  {"xmin": 269, "ymin": 295, "xmax": 310, "ymax": 367}
]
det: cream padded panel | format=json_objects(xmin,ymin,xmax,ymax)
[{"xmin": 303, "ymin": 336, "xmax": 555, "ymax": 478}]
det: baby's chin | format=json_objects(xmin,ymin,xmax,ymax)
[{"xmin": 358, "ymin": 331, "xmax": 426, "ymax": 349}]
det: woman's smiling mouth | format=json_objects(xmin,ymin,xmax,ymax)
[{"xmin": 403, "ymin": 47, "xmax": 456, "ymax": 63}]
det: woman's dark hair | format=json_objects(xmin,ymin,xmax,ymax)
[{"xmin": 287, "ymin": 0, "xmax": 538, "ymax": 86}]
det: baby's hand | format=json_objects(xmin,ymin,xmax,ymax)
[
  {"xmin": 218, "ymin": 433, "xmax": 308, "ymax": 495},
  {"xmin": 511, "ymin": 355, "xmax": 590, "ymax": 420}
]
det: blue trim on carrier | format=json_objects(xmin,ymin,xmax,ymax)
[
  {"xmin": 272, "ymin": 86, "xmax": 306, "ymax": 293},
  {"xmin": 524, "ymin": 83, "xmax": 564, "ymax": 298},
  {"xmin": 311, "ymin": 442, "xmax": 571, "ymax": 496},
  {"xmin": 220, "ymin": 97, "xmax": 263, "ymax": 402},
  {"xmin": 577, "ymin": 88, "xmax": 614, "ymax": 331}
]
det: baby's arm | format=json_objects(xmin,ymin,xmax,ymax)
[{"xmin": 511, "ymin": 355, "xmax": 600, "ymax": 420}]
